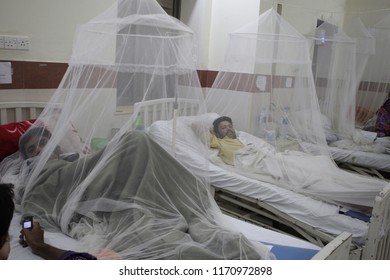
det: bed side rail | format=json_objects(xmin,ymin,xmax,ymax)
[
  {"xmin": 0, "ymin": 102, "xmax": 46, "ymax": 124},
  {"xmin": 133, "ymin": 98, "xmax": 200, "ymax": 129},
  {"xmin": 362, "ymin": 185, "xmax": 390, "ymax": 259},
  {"xmin": 214, "ymin": 188, "xmax": 335, "ymax": 246},
  {"xmin": 311, "ymin": 232, "xmax": 352, "ymax": 260}
]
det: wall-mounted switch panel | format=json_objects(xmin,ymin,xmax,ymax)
[{"xmin": 0, "ymin": 35, "xmax": 30, "ymax": 50}]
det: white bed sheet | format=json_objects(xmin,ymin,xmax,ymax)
[
  {"xmin": 328, "ymin": 131, "xmax": 390, "ymax": 172},
  {"xmin": 8, "ymin": 212, "xmax": 320, "ymax": 260},
  {"xmin": 9, "ymin": 212, "xmax": 84, "ymax": 260},
  {"xmin": 148, "ymin": 115, "xmax": 369, "ymax": 245},
  {"xmin": 329, "ymin": 145, "xmax": 390, "ymax": 173}
]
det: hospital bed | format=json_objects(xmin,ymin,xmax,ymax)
[
  {"xmin": 8, "ymin": 211, "xmax": 352, "ymax": 260},
  {"xmin": 126, "ymin": 97, "xmax": 390, "ymax": 260},
  {"xmin": 329, "ymin": 144, "xmax": 390, "ymax": 179},
  {"xmin": 324, "ymin": 128, "xmax": 390, "ymax": 179},
  {"xmin": 0, "ymin": 102, "xmax": 46, "ymax": 124},
  {"xmin": 0, "ymin": 100, "xmax": 353, "ymax": 260},
  {"xmin": 301, "ymin": 111, "xmax": 390, "ymax": 180}
]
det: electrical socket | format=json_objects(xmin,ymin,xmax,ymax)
[
  {"xmin": 16, "ymin": 36, "xmax": 30, "ymax": 50},
  {"xmin": 4, "ymin": 36, "xmax": 18, "ymax": 49}
]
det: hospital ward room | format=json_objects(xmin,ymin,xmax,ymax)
[{"xmin": 1, "ymin": 0, "xmax": 390, "ymax": 270}]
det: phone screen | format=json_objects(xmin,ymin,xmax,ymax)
[{"xmin": 23, "ymin": 217, "xmax": 33, "ymax": 229}]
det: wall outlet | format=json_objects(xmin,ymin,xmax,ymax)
[
  {"xmin": 0, "ymin": 35, "xmax": 30, "ymax": 50},
  {"xmin": 4, "ymin": 36, "xmax": 18, "ymax": 49},
  {"xmin": 16, "ymin": 36, "xmax": 30, "ymax": 50}
]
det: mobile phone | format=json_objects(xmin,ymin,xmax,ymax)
[
  {"xmin": 59, "ymin": 152, "xmax": 79, "ymax": 162},
  {"xmin": 22, "ymin": 216, "xmax": 33, "ymax": 230}
]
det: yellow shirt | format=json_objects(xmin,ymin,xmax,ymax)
[{"xmin": 209, "ymin": 134, "xmax": 244, "ymax": 165}]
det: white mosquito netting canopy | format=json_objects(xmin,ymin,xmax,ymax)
[
  {"xmin": 206, "ymin": 8, "xmax": 329, "ymax": 153},
  {"xmin": 203, "ymin": 8, "xmax": 387, "ymax": 210},
  {"xmin": 0, "ymin": 0, "xmax": 273, "ymax": 260},
  {"xmin": 305, "ymin": 18, "xmax": 358, "ymax": 139},
  {"xmin": 344, "ymin": 17, "xmax": 376, "ymax": 126},
  {"xmin": 306, "ymin": 16, "xmax": 390, "ymax": 155},
  {"xmin": 356, "ymin": 13, "xmax": 390, "ymax": 126}
]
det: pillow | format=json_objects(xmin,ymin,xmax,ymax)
[
  {"xmin": 190, "ymin": 113, "xmax": 220, "ymax": 143},
  {"xmin": 148, "ymin": 113, "xmax": 220, "ymax": 155},
  {"xmin": 0, "ymin": 120, "xmax": 36, "ymax": 161},
  {"xmin": 191, "ymin": 113, "xmax": 220, "ymax": 132}
]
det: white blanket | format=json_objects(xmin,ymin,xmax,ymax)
[
  {"xmin": 213, "ymin": 131, "xmax": 388, "ymax": 209},
  {"xmin": 330, "ymin": 129, "xmax": 390, "ymax": 154}
]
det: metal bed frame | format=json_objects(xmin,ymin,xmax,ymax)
[{"xmin": 214, "ymin": 185, "xmax": 390, "ymax": 260}]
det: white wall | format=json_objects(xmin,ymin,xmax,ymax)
[
  {"xmin": 259, "ymin": 0, "xmax": 347, "ymax": 34},
  {"xmin": 181, "ymin": 0, "xmax": 261, "ymax": 70},
  {"xmin": 180, "ymin": 0, "xmax": 212, "ymax": 70},
  {"xmin": 0, "ymin": 0, "xmax": 116, "ymax": 62},
  {"xmin": 181, "ymin": 0, "xmax": 350, "ymax": 71},
  {"xmin": 1, "ymin": 0, "xmax": 389, "ymax": 68},
  {"xmin": 345, "ymin": 0, "xmax": 390, "ymax": 27},
  {"xmin": 207, "ymin": 0, "xmax": 261, "ymax": 71}
]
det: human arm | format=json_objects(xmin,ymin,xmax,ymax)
[
  {"xmin": 19, "ymin": 222, "xmax": 96, "ymax": 260},
  {"xmin": 191, "ymin": 122, "xmax": 214, "ymax": 145}
]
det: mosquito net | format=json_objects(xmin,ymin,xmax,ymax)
[
  {"xmin": 306, "ymin": 16, "xmax": 390, "ymax": 155},
  {"xmin": 356, "ymin": 14, "xmax": 390, "ymax": 127},
  {"xmin": 305, "ymin": 18, "xmax": 358, "ymax": 139},
  {"xmin": 206, "ymin": 8, "xmax": 329, "ymax": 154},
  {"xmin": 205, "ymin": 8, "xmax": 335, "ymax": 159},
  {"xmin": 344, "ymin": 17, "xmax": 376, "ymax": 125},
  {"xmin": 203, "ymin": 8, "xmax": 387, "ymax": 210},
  {"xmin": 0, "ymin": 0, "xmax": 273, "ymax": 260}
]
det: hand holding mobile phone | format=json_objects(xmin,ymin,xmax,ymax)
[{"xmin": 22, "ymin": 216, "xmax": 33, "ymax": 230}]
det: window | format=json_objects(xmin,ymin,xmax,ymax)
[{"xmin": 158, "ymin": 0, "xmax": 181, "ymax": 19}]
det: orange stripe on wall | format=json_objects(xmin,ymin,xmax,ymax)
[
  {"xmin": 1, "ymin": 61, "xmax": 388, "ymax": 93},
  {"xmin": 0, "ymin": 61, "xmax": 68, "ymax": 90}
]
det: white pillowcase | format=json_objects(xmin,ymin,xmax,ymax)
[{"xmin": 190, "ymin": 113, "xmax": 221, "ymax": 131}]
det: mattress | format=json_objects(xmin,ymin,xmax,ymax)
[
  {"xmin": 329, "ymin": 145, "xmax": 390, "ymax": 172},
  {"xmin": 8, "ymin": 212, "xmax": 320, "ymax": 260},
  {"xmin": 9, "ymin": 212, "xmax": 84, "ymax": 260}
]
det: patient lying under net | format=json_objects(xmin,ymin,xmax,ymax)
[
  {"xmin": 192, "ymin": 116, "xmax": 388, "ymax": 210},
  {"xmin": 361, "ymin": 92, "xmax": 390, "ymax": 138},
  {"xmin": 14, "ymin": 128, "xmax": 272, "ymax": 260}
]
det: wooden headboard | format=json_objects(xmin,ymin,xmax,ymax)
[{"xmin": 0, "ymin": 102, "xmax": 46, "ymax": 124}]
